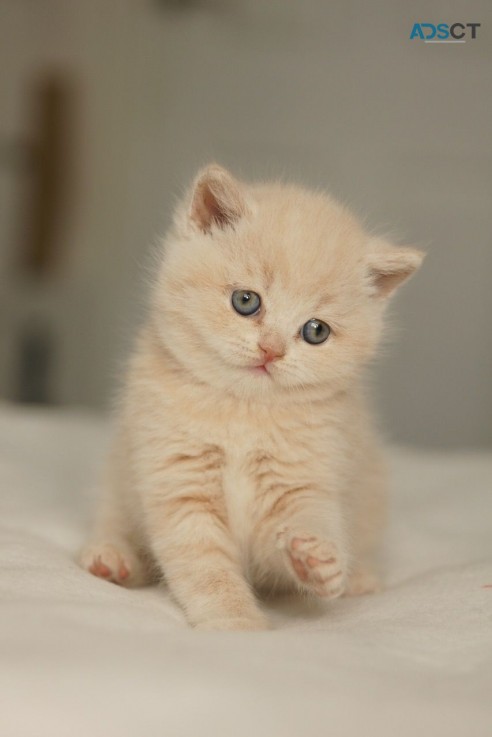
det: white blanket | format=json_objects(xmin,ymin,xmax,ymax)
[{"xmin": 0, "ymin": 404, "xmax": 491, "ymax": 737}]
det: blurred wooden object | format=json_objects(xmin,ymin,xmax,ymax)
[
  {"xmin": 22, "ymin": 72, "xmax": 72, "ymax": 276},
  {"xmin": 0, "ymin": 71, "xmax": 75, "ymax": 403}
]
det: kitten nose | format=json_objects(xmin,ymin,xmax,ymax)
[{"xmin": 258, "ymin": 340, "xmax": 285, "ymax": 364}]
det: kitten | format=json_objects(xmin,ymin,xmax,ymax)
[{"xmin": 79, "ymin": 164, "xmax": 424, "ymax": 630}]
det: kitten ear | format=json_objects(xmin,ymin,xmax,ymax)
[
  {"xmin": 189, "ymin": 164, "xmax": 250, "ymax": 233},
  {"xmin": 366, "ymin": 239, "xmax": 425, "ymax": 299}
]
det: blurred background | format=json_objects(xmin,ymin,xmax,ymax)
[{"xmin": 0, "ymin": 0, "xmax": 490, "ymax": 449}]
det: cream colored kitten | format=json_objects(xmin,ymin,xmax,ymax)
[{"xmin": 80, "ymin": 164, "xmax": 424, "ymax": 630}]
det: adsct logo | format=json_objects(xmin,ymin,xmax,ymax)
[{"xmin": 410, "ymin": 22, "xmax": 481, "ymax": 43}]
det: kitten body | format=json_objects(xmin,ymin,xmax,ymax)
[{"xmin": 80, "ymin": 165, "xmax": 423, "ymax": 629}]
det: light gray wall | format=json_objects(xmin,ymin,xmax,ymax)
[{"xmin": 1, "ymin": 0, "xmax": 491, "ymax": 447}]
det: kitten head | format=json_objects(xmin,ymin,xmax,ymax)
[{"xmin": 152, "ymin": 164, "xmax": 424, "ymax": 402}]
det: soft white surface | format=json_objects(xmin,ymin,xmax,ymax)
[{"xmin": 0, "ymin": 404, "xmax": 491, "ymax": 737}]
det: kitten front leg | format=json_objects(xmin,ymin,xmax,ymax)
[
  {"xmin": 142, "ymin": 447, "xmax": 268, "ymax": 630},
  {"xmin": 79, "ymin": 442, "xmax": 152, "ymax": 588},
  {"xmin": 252, "ymin": 486, "xmax": 350, "ymax": 599},
  {"xmin": 147, "ymin": 499, "xmax": 267, "ymax": 630}
]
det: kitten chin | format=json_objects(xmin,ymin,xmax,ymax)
[{"xmin": 79, "ymin": 164, "xmax": 424, "ymax": 630}]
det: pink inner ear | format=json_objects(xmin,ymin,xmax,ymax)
[
  {"xmin": 189, "ymin": 165, "xmax": 248, "ymax": 233},
  {"xmin": 370, "ymin": 266, "xmax": 415, "ymax": 298},
  {"xmin": 201, "ymin": 186, "xmax": 231, "ymax": 229},
  {"xmin": 191, "ymin": 181, "xmax": 235, "ymax": 232},
  {"xmin": 367, "ymin": 242, "xmax": 425, "ymax": 299}
]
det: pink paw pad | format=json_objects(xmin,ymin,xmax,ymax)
[
  {"xmin": 279, "ymin": 532, "xmax": 346, "ymax": 599},
  {"xmin": 81, "ymin": 544, "xmax": 132, "ymax": 586},
  {"xmin": 118, "ymin": 564, "xmax": 129, "ymax": 581},
  {"xmin": 89, "ymin": 558, "xmax": 112, "ymax": 578}
]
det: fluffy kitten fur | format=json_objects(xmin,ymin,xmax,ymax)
[{"xmin": 80, "ymin": 164, "xmax": 424, "ymax": 630}]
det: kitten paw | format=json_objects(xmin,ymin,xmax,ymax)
[
  {"xmin": 79, "ymin": 542, "xmax": 146, "ymax": 587},
  {"xmin": 277, "ymin": 531, "xmax": 346, "ymax": 599}
]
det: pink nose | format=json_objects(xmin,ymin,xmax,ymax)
[{"xmin": 258, "ymin": 342, "xmax": 284, "ymax": 364}]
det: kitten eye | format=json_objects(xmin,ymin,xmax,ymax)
[
  {"xmin": 231, "ymin": 289, "xmax": 261, "ymax": 316},
  {"xmin": 301, "ymin": 318, "xmax": 331, "ymax": 345}
]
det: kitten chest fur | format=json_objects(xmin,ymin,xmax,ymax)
[
  {"xmin": 141, "ymin": 368, "xmax": 345, "ymax": 566},
  {"xmin": 218, "ymin": 409, "xmax": 336, "ymax": 572}
]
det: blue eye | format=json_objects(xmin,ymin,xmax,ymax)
[
  {"xmin": 301, "ymin": 319, "xmax": 331, "ymax": 345},
  {"xmin": 231, "ymin": 290, "xmax": 261, "ymax": 316}
]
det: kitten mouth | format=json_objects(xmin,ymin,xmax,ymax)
[{"xmin": 250, "ymin": 363, "xmax": 270, "ymax": 375}]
